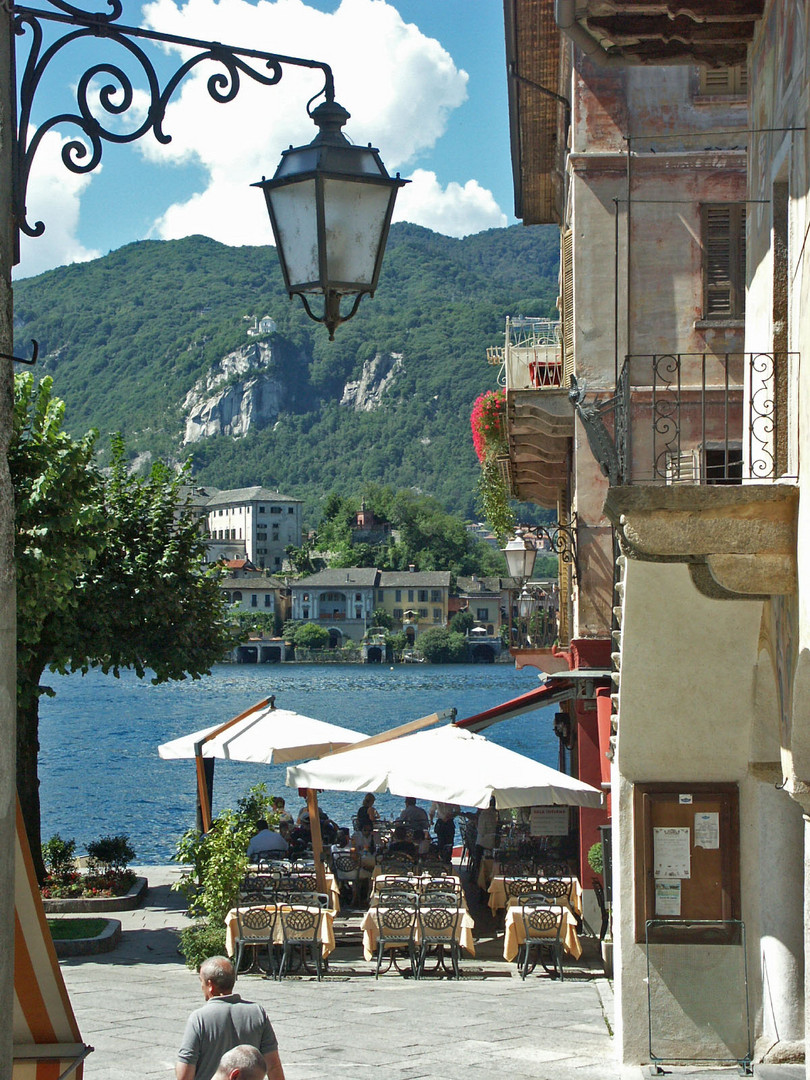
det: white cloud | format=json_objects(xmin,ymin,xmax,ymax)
[
  {"xmin": 394, "ymin": 169, "xmax": 507, "ymax": 237},
  {"xmin": 14, "ymin": 130, "xmax": 101, "ymax": 280},
  {"xmin": 137, "ymin": 0, "xmax": 500, "ymax": 244}
]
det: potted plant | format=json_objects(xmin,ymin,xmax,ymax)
[
  {"xmin": 470, "ymin": 390, "xmax": 516, "ymax": 542},
  {"xmin": 587, "ymin": 840, "xmax": 613, "ymax": 977}
]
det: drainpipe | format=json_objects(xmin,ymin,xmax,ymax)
[{"xmin": 555, "ymin": 0, "xmax": 641, "ymax": 67}]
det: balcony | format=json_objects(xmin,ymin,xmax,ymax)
[
  {"xmin": 605, "ymin": 352, "xmax": 798, "ymax": 598},
  {"xmin": 492, "ymin": 317, "xmax": 573, "ymax": 509}
]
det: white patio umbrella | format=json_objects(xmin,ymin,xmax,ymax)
[
  {"xmin": 286, "ymin": 723, "xmax": 603, "ymax": 810},
  {"xmin": 158, "ymin": 695, "xmax": 364, "ymax": 834}
]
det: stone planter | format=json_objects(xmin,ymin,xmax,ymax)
[
  {"xmin": 52, "ymin": 918, "xmax": 122, "ymax": 958},
  {"xmin": 42, "ymin": 875, "xmax": 147, "ymax": 914},
  {"xmin": 601, "ymin": 939, "xmax": 614, "ymax": 979}
]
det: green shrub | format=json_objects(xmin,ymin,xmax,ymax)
[
  {"xmin": 294, "ymin": 622, "xmax": 330, "ymax": 649},
  {"xmin": 42, "ymin": 834, "xmax": 77, "ymax": 883},
  {"xmin": 86, "ymin": 833, "xmax": 135, "ymax": 875},
  {"xmin": 587, "ymin": 841, "xmax": 604, "ymax": 876},
  {"xmin": 178, "ymin": 921, "xmax": 228, "ymax": 970}
]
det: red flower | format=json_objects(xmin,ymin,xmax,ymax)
[{"xmin": 470, "ymin": 390, "xmax": 506, "ymax": 462}]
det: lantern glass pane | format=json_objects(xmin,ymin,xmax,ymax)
[
  {"xmin": 323, "ymin": 178, "xmax": 392, "ymax": 287},
  {"xmin": 267, "ymin": 179, "xmax": 319, "ymax": 287}
]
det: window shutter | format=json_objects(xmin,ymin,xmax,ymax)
[
  {"xmin": 561, "ymin": 229, "xmax": 574, "ymax": 382},
  {"xmin": 703, "ymin": 204, "xmax": 745, "ymax": 318},
  {"xmin": 698, "ymin": 64, "xmax": 747, "ymax": 96}
]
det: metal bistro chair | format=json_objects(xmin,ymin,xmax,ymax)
[
  {"xmin": 540, "ymin": 861, "xmax": 570, "ymax": 878},
  {"xmin": 239, "ymin": 872, "xmax": 276, "ymax": 904},
  {"xmin": 373, "ymin": 894, "xmax": 419, "ymax": 979},
  {"xmin": 417, "ymin": 899, "xmax": 462, "ymax": 978},
  {"xmin": 505, "ymin": 877, "xmax": 539, "ymax": 906},
  {"xmin": 422, "ymin": 878, "xmax": 462, "ymax": 901},
  {"xmin": 331, "ymin": 853, "xmax": 361, "ymax": 907},
  {"xmin": 517, "ymin": 902, "xmax": 564, "ymax": 981},
  {"xmin": 277, "ymin": 904, "xmax": 324, "ymax": 980},
  {"xmin": 538, "ymin": 877, "xmax": 580, "ymax": 929},
  {"xmin": 233, "ymin": 905, "xmax": 278, "ymax": 976}
]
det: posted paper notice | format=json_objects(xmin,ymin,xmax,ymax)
[
  {"xmin": 653, "ymin": 826, "xmax": 691, "ymax": 879},
  {"xmin": 694, "ymin": 811, "xmax": 720, "ymax": 849},
  {"xmin": 655, "ymin": 880, "xmax": 682, "ymax": 916}
]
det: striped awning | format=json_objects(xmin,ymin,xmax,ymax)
[{"xmin": 13, "ymin": 797, "xmax": 92, "ymax": 1080}]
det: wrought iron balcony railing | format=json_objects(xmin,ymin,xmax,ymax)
[
  {"xmin": 614, "ymin": 352, "xmax": 797, "ymax": 484},
  {"xmin": 490, "ymin": 317, "xmax": 564, "ymax": 392}
]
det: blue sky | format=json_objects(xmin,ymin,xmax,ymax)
[{"xmin": 16, "ymin": 0, "xmax": 517, "ymax": 278}]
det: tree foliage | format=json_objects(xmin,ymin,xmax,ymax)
[
  {"xmin": 294, "ymin": 622, "xmax": 330, "ymax": 649},
  {"xmin": 415, "ymin": 626, "xmax": 469, "ymax": 663},
  {"xmin": 12, "ymin": 374, "xmax": 233, "ymax": 877}
]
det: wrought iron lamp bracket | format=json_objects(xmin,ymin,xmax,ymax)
[
  {"xmin": 9, "ymin": 0, "xmax": 335, "ymax": 256},
  {"xmin": 525, "ymin": 515, "xmax": 579, "ymax": 584}
]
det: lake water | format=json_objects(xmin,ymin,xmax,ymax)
[{"xmin": 38, "ymin": 662, "xmax": 560, "ymax": 863}]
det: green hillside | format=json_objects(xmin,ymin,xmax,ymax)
[{"xmin": 13, "ymin": 222, "xmax": 559, "ymax": 522}]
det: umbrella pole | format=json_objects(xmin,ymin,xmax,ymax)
[
  {"xmin": 195, "ymin": 746, "xmax": 213, "ymax": 833},
  {"xmin": 195, "ymin": 757, "xmax": 215, "ymax": 833},
  {"xmin": 305, "ymin": 788, "xmax": 328, "ymax": 895}
]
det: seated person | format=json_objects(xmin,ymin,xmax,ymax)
[
  {"xmin": 396, "ymin": 796, "xmax": 429, "ymax": 830},
  {"xmin": 412, "ymin": 828, "xmax": 431, "ymax": 857},
  {"xmin": 351, "ymin": 821, "xmax": 376, "ymax": 871},
  {"xmin": 246, "ymin": 819, "xmax": 288, "ymax": 860},
  {"xmin": 331, "ymin": 828, "xmax": 352, "ymax": 855},
  {"xmin": 296, "ymin": 805, "xmax": 339, "ymax": 846},
  {"xmin": 385, "ymin": 824, "xmax": 417, "ymax": 859},
  {"xmin": 271, "ymin": 796, "xmax": 294, "ymax": 827}
]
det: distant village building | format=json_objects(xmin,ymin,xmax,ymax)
[
  {"xmin": 246, "ymin": 315, "xmax": 277, "ymax": 337},
  {"xmin": 220, "ymin": 560, "xmax": 286, "ymax": 617},
  {"xmin": 203, "ymin": 486, "xmax": 302, "ymax": 571},
  {"xmin": 375, "ymin": 570, "xmax": 451, "ymax": 645},
  {"xmin": 289, "ymin": 568, "xmax": 379, "ymax": 645}
]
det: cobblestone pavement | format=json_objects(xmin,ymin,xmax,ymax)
[{"xmin": 56, "ymin": 866, "xmax": 618, "ymax": 1080}]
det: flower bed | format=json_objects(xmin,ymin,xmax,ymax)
[
  {"xmin": 41, "ymin": 875, "xmax": 147, "ymax": 913},
  {"xmin": 49, "ymin": 917, "xmax": 122, "ymax": 957}
]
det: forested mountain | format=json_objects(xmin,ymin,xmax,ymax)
[{"xmin": 13, "ymin": 222, "xmax": 559, "ymax": 522}]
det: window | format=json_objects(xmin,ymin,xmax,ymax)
[
  {"xmin": 702, "ymin": 204, "xmax": 745, "ymax": 319},
  {"xmin": 288, "ymin": 507, "xmax": 294, "ymax": 515},
  {"xmin": 433, "ymin": 608, "xmax": 442, "ymax": 622},
  {"xmin": 233, "ymin": 591, "xmax": 242, "ymax": 601},
  {"xmin": 264, "ymin": 595, "xmax": 272, "ymax": 607},
  {"xmin": 698, "ymin": 64, "xmax": 747, "ymax": 97},
  {"xmin": 377, "ymin": 589, "xmax": 384, "ymax": 602},
  {"xmin": 418, "ymin": 607, "xmax": 428, "ymax": 618},
  {"xmin": 395, "ymin": 589, "xmax": 402, "ymax": 602},
  {"xmin": 271, "ymin": 507, "xmax": 282, "ymax": 515},
  {"xmin": 418, "ymin": 589, "xmax": 428, "ymax": 602},
  {"xmin": 393, "ymin": 608, "xmax": 403, "ymax": 619},
  {"xmin": 274, "ymin": 557, "xmax": 281, "ymax": 567},
  {"xmin": 251, "ymin": 594, "xmax": 257, "ymax": 608},
  {"xmin": 431, "ymin": 590, "xmax": 441, "ymax": 602},
  {"xmin": 303, "ymin": 607, "xmax": 309, "ymax": 618},
  {"xmin": 408, "ymin": 589, "xmax": 414, "ymax": 602},
  {"xmin": 258, "ymin": 506, "xmax": 266, "ymax": 513},
  {"xmin": 477, "ymin": 608, "xmax": 489, "ymax": 621},
  {"xmin": 355, "ymin": 593, "xmax": 362, "ymax": 602},
  {"xmin": 222, "ymin": 590, "xmax": 231, "ymax": 602}
]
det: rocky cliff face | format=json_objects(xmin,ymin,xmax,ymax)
[
  {"xmin": 182, "ymin": 341, "xmax": 286, "ymax": 444},
  {"xmin": 340, "ymin": 351, "xmax": 403, "ymax": 412}
]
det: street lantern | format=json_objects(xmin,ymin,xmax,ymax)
[
  {"xmin": 502, "ymin": 532, "xmax": 538, "ymax": 581},
  {"xmin": 255, "ymin": 98, "xmax": 409, "ymax": 340},
  {"xmin": 517, "ymin": 587, "xmax": 535, "ymax": 620}
]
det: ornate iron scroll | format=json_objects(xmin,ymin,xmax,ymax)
[
  {"xmin": 569, "ymin": 374, "xmax": 620, "ymax": 486},
  {"xmin": 11, "ymin": 0, "xmax": 334, "ymax": 244},
  {"xmin": 527, "ymin": 515, "xmax": 579, "ymax": 583}
]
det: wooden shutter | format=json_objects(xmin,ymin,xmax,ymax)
[
  {"xmin": 698, "ymin": 65, "xmax": 747, "ymax": 96},
  {"xmin": 703, "ymin": 204, "xmax": 745, "ymax": 318},
  {"xmin": 561, "ymin": 229, "xmax": 574, "ymax": 383}
]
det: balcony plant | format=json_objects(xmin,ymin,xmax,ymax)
[{"xmin": 470, "ymin": 390, "xmax": 516, "ymax": 542}]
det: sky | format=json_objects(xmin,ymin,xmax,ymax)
[{"xmin": 15, "ymin": 0, "xmax": 517, "ymax": 279}]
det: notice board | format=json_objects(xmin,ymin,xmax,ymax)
[{"xmin": 634, "ymin": 783, "xmax": 740, "ymax": 944}]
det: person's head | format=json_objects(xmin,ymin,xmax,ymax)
[
  {"xmin": 199, "ymin": 956, "xmax": 235, "ymax": 999},
  {"xmin": 254, "ymin": 819, "xmax": 269, "ymax": 833},
  {"xmin": 363, "ymin": 793, "xmax": 375, "ymax": 808},
  {"xmin": 273, "ymin": 796, "xmax": 285, "ymax": 810},
  {"xmin": 361, "ymin": 822, "xmax": 373, "ymax": 837},
  {"xmin": 213, "ymin": 1044, "xmax": 267, "ymax": 1080},
  {"xmin": 336, "ymin": 828, "xmax": 350, "ymax": 846},
  {"xmin": 393, "ymin": 825, "xmax": 407, "ymax": 840},
  {"xmin": 404, "ymin": 797, "xmax": 416, "ymax": 807}
]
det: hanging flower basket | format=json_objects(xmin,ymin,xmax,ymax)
[
  {"xmin": 470, "ymin": 390, "xmax": 507, "ymax": 463},
  {"xmin": 471, "ymin": 390, "xmax": 515, "ymax": 542}
]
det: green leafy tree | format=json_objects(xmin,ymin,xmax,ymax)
[
  {"xmin": 449, "ymin": 610, "xmax": 476, "ymax": 634},
  {"xmin": 294, "ymin": 622, "xmax": 330, "ymax": 649},
  {"xmin": 415, "ymin": 627, "xmax": 469, "ymax": 663},
  {"xmin": 371, "ymin": 607, "xmax": 393, "ymax": 630},
  {"xmin": 12, "ymin": 375, "xmax": 232, "ymax": 879}
]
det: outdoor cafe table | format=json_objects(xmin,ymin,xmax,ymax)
[
  {"xmin": 371, "ymin": 868, "xmax": 464, "ymax": 892},
  {"xmin": 487, "ymin": 875, "xmax": 583, "ymax": 917},
  {"xmin": 360, "ymin": 904, "xmax": 476, "ymax": 961},
  {"xmin": 224, "ymin": 904, "xmax": 336, "ymax": 960},
  {"xmin": 503, "ymin": 904, "xmax": 582, "ymax": 963}
]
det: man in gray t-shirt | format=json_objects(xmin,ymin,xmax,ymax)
[{"xmin": 176, "ymin": 957, "xmax": 284, "ymax": 1080}]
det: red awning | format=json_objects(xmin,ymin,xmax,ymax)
[{"xmin": 455, "ymin": 680, "xmax": 575, "ymax": 733}]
